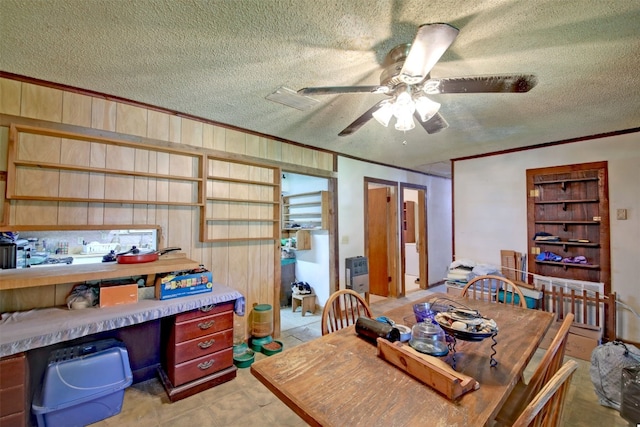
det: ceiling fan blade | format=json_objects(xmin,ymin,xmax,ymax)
[
  {"xmin": 415, "ymin": 112, "xmax": 448, "ymax": 134},
  {"xmin": 423, "ymin": 74, "xmax": 538, "ymax": 94},
  {"xmin": 399, "ymin": 23, "xmax": 459, "ymax": 85},
  {"xmin": 298, "ymin": 85, "xmax": 388, "ymax": 95},
  {"xmin": 338, "ymin": 100, "xmax": 386, "ymax": 136}
]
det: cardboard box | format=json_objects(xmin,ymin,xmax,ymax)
[
  {"xmin": 539, "ymin": 321, "xmax": 602, "ymax": 361},
  {"xmin": 446, "ymin": 284, "xmax": 463, "ymax": 296},
  {"xmin": 99, "ymin": 283, "xmax": 138, "ymax": 308},
  {"xmin": 155, "ymin": 269, "xmax": 213, "ymax": 300}
]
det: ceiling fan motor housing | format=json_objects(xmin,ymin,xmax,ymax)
[{"xmin": 380, "ymin": 44, "xmax": 413, "ymax": 90}]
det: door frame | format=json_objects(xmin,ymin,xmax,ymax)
[
  {"xmin": 364, "ymin": 177, "xmax": 399, "ymax": 299},
  {"xmin": 400, "ymin": 183, "xmax": 429, "ymax": 295},
  {"xmin": 274, "ymin": 172, "xmax": 339, "ymax": 337}
]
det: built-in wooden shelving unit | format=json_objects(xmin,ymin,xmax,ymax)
[
  {"xmin": 526, "ymin": 161, "xmax": 610, "ymax": 292},
  {"xmin": 201, "ymin": 155, "xmax": 280, "ymax": 242},
  {"xmin": 5, "ymin": 124, "xmax": 204, "ymax": 229}
]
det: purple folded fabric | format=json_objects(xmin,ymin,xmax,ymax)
[{"xmin": 562, "ymin": 256, "xmax": 588, "ymax": 264}]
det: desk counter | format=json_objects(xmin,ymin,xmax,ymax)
[{"xmin": 0, "ymin": 283, "xmax": 243, "ymax": 357}]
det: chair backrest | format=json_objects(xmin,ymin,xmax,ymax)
[
  {"xmin": 520, "ymin": 313, "xmax": 575, "ymax": 408},
  {"xmin": 321, "ymin": 289, "xmax": 372, "ymax": 335},
  {"xmin": 512, "ymin": 359, "xmax": 578, "ymax": 427},
  {"xmin": 461, "ymin": 275, "xmax": 528, "ymax": 308}
]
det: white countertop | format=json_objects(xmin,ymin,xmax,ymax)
[{"xmin": 0, "ymin": 283, "xmax": 244, "ymax": 357}]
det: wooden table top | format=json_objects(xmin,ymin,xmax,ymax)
[{"xmin": 251, "ymin": 293, "xmax": 554, "ymax": 427}]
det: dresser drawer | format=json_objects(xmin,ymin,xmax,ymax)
[
  {"xmin": 175, "ymin": 301, "xmax": 234, "ymax": 323},
  {"xmin": 0, "ymin": 411, "xmax": 25, "ymax": 427},
  {"xmin": 0, "ymin": 353, "xmax": 26, "ymax": 424},
  {"xmin": 168, "ymin": 347, "xmax": 233, "ymax": 386},
  {"xmin": 173, "ymin": 329, "xmax": 233, "ymax": 365},
  {"xmin": 173, "ymin": 310, "xmax": 233, "ymax": 342},
  {"xmin": 0, "ymin": 354, "xmax": 25, "ymax": 389},
  {"xmin": 0, "ymin": 386, "xmax": 24, "ymax": 418}
]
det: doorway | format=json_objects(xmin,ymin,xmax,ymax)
[
  {"xmin": 364, "ymin": 178, "xmax": 399, "ymax": 299},
  {"xmin": 400, "ymin": 184, "xmax": 428, "ymax": 295},
  {"xmin": 278, "ymin": 172, "xmax": 335, "ymax": 333}
]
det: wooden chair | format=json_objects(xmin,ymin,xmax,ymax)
[
  {"xmin": 321, "ymin": 289, "xmax": 372, "ymax": 335},
  {"xmin": 494, "ymin": 313, "xmax": 575, "ymax": 425},
  {"xmin": 461, "ymin": 275, "xmax": 528, "ymax": 308},
  {"xmin": 512, "ymin": 359, "xmax": 578, "ymax": 427}
]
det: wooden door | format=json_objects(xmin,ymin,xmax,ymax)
[
  {"xmin": 367, "ymin": 187, "xmax": 390, "ymax": 296},
  {"xmin": 417, "ymin": 189, "xmax": 429, "ymax": 289}
]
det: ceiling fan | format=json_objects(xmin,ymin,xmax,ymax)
[{"xmin": 298, "ymin": 23, "xmax": 538, "ymax": 136}]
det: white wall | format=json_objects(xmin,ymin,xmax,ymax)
[
  {"xmin": 294, "ymin": 230, "xmax": 330, "ymax": 303},
  {"xmin": 453, "ymin": 132, "xmax": 640, "ymax": 341},
  {"xmin": 337, "ymin": 156, "xmax": 453, "ymax": 292}
]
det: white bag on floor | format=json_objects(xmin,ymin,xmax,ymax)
[{"xmin": 590, "ymin": 341, "xmax": 640, "ymax": 410}]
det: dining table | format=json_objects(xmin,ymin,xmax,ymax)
[{"xmin": 250, "ymin": 292, "xmax": 554, "ymax": 427}]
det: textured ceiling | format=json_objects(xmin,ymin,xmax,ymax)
[{"xmin": 1, "ymin": 0, "xmax": 639, "ymax": 177}]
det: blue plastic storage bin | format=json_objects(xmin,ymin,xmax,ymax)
[
  {"xmin": 497, "ymin": 290, "xmax": 536, "ymax": 309},
  {"xmin": 32, "ymin": 339, "xmax": 132, "ymax": 427}
]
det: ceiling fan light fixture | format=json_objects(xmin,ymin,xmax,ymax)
[
  {"xmin": 394, "ymin": 113, "xmax": 415, "ymax": 132},
  {"xmin": 372, "ymin": 101, "xmax": 394, "ymax": 127},
  {"xmin": 390, "ymin": 90, "xmax": 417, "ymax": 131},
  {"xmin": 414, "ymin": 96, "xmax": 440, "ymax": 122},
  {"xmin": 392, "ymin": 91, "xmax": 415, "ymax": 118}
]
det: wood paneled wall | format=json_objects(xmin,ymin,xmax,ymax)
[{"xmin": 0, "ymin": 76, "xmax": 335, "ymax": 337}]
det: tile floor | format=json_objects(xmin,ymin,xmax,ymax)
[{"xmin": 91, "ymin": 287, "xmax": 629, "ymax": 427}]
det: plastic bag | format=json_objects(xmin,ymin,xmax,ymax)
[
  {"xmin": 66, "ymin": 284, "xmax": 98, "ymax": 309},
  {"xmin": 621, "ymin": 365, "xmax": 640, "ymax": 423},
  {"xmin": 590, "ymin": 341, "xmax": 640, "ymax": 410}
]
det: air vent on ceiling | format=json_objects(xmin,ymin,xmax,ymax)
[{"xmin": 266, "ymin": 86, "xmax": 319, "ymax": 111}]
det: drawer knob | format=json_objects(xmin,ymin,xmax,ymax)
[
  {"xmin": 198, "ymin": 339, "xmax": 215, "ymax": 349},
  {"xmin": 198, "ymin": 320, "xmax": 215, "ymax": 329},
  {"xmin": 198, "ymin": 359, "xmax": 215, "ymax": 370},
  {"xmin": 199, "ymin": 305, "xmax": 215, "ymax": 312}
]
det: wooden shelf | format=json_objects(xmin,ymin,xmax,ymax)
[
  {"xmin": 534, "ymin": 199, "xmax": 599, "ymax": 204},
  {"xmin": 204, "ymin": 237, "xmax": 276, "ymax": 242},
  {"xmin": 5, "ymin": 124, "xmax": 205, "ymax": 222},
  {"xmin": 0, "ymin": 257, "xmax": 200, "ymax": 291},
  {"xmin": 534, "ymin": 177, "xmax": 599, "ymax": 191},
  {"xmin": 9, "ymin": 195, "xmax": 203, "ymax": 207},
  {"xmin": 283, "ymin": 213, "xmax": 324, "ymax": 219},
  {"xmin": 206, "ymin": 176, "xmax": 279, "ymax": 187},
  {"xmin": 284, "ymin": 201, "xmax": 322, "ymax": 208},
  {"xmin": 281, "ymin": 191, "xmax": 331, "ymax": 251},
  {"xmin": 14, "ymin": 160, "xmax": 202, "ymax": 183},
  {"xmin": 535, "ymin": 260, "xmax": 600, "ymax": 270},
  {"xmin": 282, "ymin": 191, "xmax": 330, "ymax": 230},
  {"xmin": 534, "ymin": 199, "xmax": 599, "ymax": 211},
  {"xmin": 282, "ymin": 227, "xmax": 320, "ymax": 231},
  {"xmin": 534, "ymin": 220, "xmax": 600, "ymax": 225},
  {"xmin": 201, "ymin": 155, "xmax": 280, "ymax": 243},
  {"xmin": 534, "ymin": 241, "xmax": 600, "ymax": 250},
  {"xmin": 206, "ymin": 197, "xmax": 279, "ymax": 205},
  {"xmin": 205, "ymin": 218, "xmax": 279, "ymax": 222},
  {"xmin": 534, "ymin": 219, "xmax": 600, "ymax": 232},
  {"xmin": 535, "ymin": 177, "xmax": 599, "ymax": 184}
]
